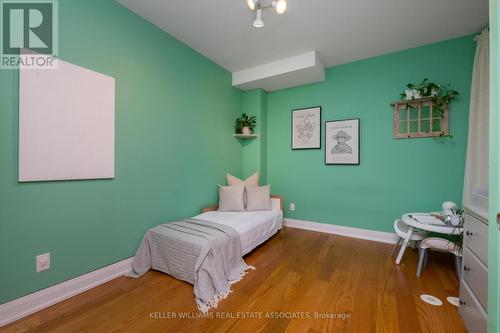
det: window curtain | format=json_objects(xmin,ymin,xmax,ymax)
[{"xmin": 463, "ymin": 28, "xmax": 489, "ymax": 215}]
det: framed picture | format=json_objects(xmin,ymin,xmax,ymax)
[
  {"xmin": 291, "ymin": 106, "xmax": 321, "ymax": 150},
  {"xmin": 325, "ymin": 118, "xmax": 360, "ymax": 165}
]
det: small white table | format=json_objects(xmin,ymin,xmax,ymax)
[{"xmin": 395, "ymin": 212, "xmax": 463, "ymax": 265}]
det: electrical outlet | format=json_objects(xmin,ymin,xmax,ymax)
[
  {"xmin": 36, "ymin": 253, "xmax": 50, "ymax": 272},
  {"xmin": 290, "ymin": 203, "xmax": 295, "ymax": 211}
]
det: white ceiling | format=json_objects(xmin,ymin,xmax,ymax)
[{"xmin": 117, "ymin": 0, "xmax": 488, "ymax": 73}]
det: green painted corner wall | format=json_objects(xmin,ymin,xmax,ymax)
[
  {"xmin": 0, "ymin": 0, "xmax": 242, "ymax": 303},
  {"xmin": 266, "ymin": 36, "xmax": 476, "ymax": 233},
  {"xmin": 241, "ymin": 89, "xmax": 268, "ymax": 183}
]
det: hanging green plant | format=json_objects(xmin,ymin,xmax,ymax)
[{"xmin": 400, "ymin": 78, "xmax": 459, "ymax": 117}]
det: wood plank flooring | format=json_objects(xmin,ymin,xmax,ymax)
[{"xmin": 1, "ymin": 227, "xmax": 466, "ymax": 333}]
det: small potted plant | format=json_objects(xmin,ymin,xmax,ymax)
[
  {"xmin": 403, "ymin": 83, "xmax": 422, "ymax": 100},
  {"xmin": 400, "ymin": 78, "xmax": 459, "ymax": 117},
  {"xmin": 447, "ymin": 208, "xmax": 465, "ymax": 227},
  {"xmin": 447, "ymin": 208, "xmax": 464, "ymax": 253},
  {"xmin": 235, "ymin": 113, "xmax": 256, "ymax": 135}
]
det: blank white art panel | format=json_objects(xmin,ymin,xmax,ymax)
[{"xmin": 19, "ymin": 59, "xmax": 115, "ymax": 182}]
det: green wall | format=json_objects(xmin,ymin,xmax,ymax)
[
  {"xmin": 488, "ymin": 1, "xmax": 499, "ymax": 331},
  {"xmin": 241, "ymin": 89, "xmax": 268, "ymax": 183},
  {"xmin": 0, "ymin": 0, "xmax": 242, "ymax": 303},
  {"xmin": 266, "ymin": 36, "xmax": 476, "ymax": 232}
]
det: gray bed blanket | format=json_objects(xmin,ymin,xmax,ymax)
[{"xmin": 127, "ymin": 219, "xmax": 254, "ymax": 312}]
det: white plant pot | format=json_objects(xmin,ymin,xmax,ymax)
[
  {"xmin": 450, "ymin": 215, "xmax": 462, "ymax": 227},
  {"xmin": 405, "ymin": 89, "xmax": 421, "ymax": 100},
  {"xmin": 242, "ymin": 127, "xmax": 251, "ymax": 135}
]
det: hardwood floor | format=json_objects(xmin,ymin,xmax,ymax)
[{"xmin": 2, "ymin": 228, "xmax": 466, "ymax": 333}]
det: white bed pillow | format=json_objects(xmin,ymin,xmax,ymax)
[
  {"xmin": 218, "ymin": 185, "xmax": 245, "ymax": 212},
  {"xmin": 227, "ymin": 172, "xmax": 259, "ymax": 186},
  {"xmin": 245, "ymin": 185, "xmax": 271, "ymax": 211}
]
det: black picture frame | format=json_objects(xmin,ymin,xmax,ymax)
[
  {"xmin": 324, "ymin": 118, "xmax": 360, "ymax": 165},
  {"xmin": 291, "ymin": 106, "xmax": 322, "ymax": 150}
]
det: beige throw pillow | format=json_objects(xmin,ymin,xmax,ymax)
[
  {"xmin": 245, "ymin": 185, "xmax": 271, "ymax": 211},
  {"xmin": 227, "ymin": 172, "xmax": 259, "ymax": 208},
  {"xmin": 227, "ymin": 172, "xmax": 259, "ymax": 186},
  {"xmin": 218, "ymin": 185, "xmax": 245, "ymax": 212}
]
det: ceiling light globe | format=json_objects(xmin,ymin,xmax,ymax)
[
  {"xmin": 253, "ymin": 19, "xmax": 264, "ymax": 28},
  {"xmin": 275, "ymin": 0, "xmax": 287, "ymax": 14},
  {"xmin": 246, "ymin": 0, "xmax": 256, "ymax": 10},
  {"xmin": 253, "ymin": 8, "xmax": 264, "ymax": 28}
]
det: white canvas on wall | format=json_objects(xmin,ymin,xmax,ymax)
[{"xmin": 19, "ymin": 59, "xmax": 115, "ymax": 182}]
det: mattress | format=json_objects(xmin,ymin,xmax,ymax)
[{"xmin": 193, "ymin": 209, "xmax": 283, "ymax": 255}]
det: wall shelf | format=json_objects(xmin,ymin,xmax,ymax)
[
  {"xmin": 390, "ymin": 98, "xmax": 450, "ymax": 139},
  {"xmin": 233, "ymin": 134, "xmax": 258, "ymax": 139}
]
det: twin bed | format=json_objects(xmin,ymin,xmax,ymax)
[
  {"xmin": 197, "ymin": 195, "xmax": 283, "ymax": 255},
  {"xmin": 128, "ymin": 196, "xmax": 283, "ymax": 312}
]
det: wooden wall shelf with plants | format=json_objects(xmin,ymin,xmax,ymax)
[
  {"xmin": 391, "ymin": 97, "xmax": 450, "ymax": 139},
  {"xmin": 390, "ymin": 79, "xmax": 459, "ymax": 139}
]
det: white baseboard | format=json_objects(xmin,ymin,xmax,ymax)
[
  {"xmin": 284, "ymin": 218, "xmax": 398, "ymax": 244},
  {"xmin": 0, "ymin": 257, "xmax": 133, "ymax": 327}
]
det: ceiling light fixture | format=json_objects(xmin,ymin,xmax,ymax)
[
  {"xmin": 246, "ymin": 0, "xmax": 287, "ymax": 28},
  {"xmin": 273, "ymin": 0, "xmax": 287, "ymax": 14},
  {"xmin": 246, "ymin": 0, "xmax": 256, "ymax": 11},
  {"xmin": 253, "ymin": 8, "xmax": 264, "ymax": 28}
]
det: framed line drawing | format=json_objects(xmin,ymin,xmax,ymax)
[
  {"xmin": 291, "ymin": 106, "xmax": 321, "ymax": 150},
  {"xmin": 325, "ymin": 118, "xmax": 360, "ymax": 165}
]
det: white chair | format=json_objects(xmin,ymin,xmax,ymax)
[
  {"xmin": 416, "ymin": 237, "xmax": 462, "ymax": 277},
  {"xmin": 393, "ymin": 219, "xmax": 428, "ymax": 264}
]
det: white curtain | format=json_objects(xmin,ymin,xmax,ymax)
[{"xmin": 463, "ymin": 28, "xmax": 489, "ymax": 214}]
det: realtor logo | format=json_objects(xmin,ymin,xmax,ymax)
[{"xmin": 1, "ymin": 0, "xmax": 58, "ymax": 69}]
